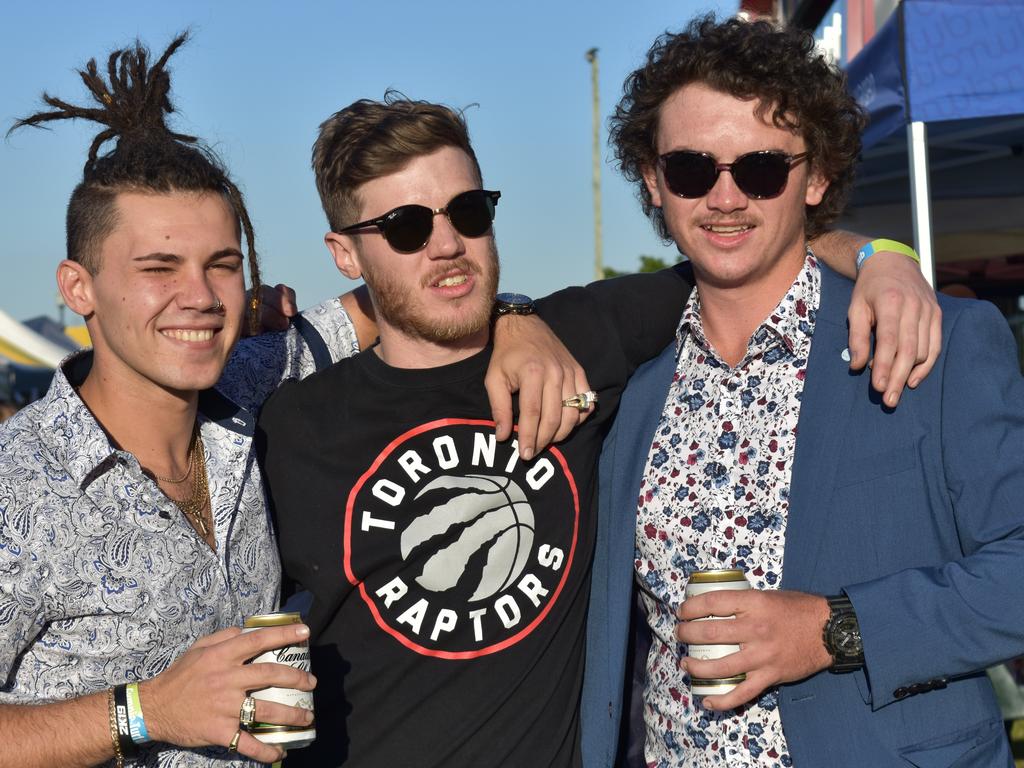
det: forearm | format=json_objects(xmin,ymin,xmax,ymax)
[
  {"xmin": 808, "ymin": 229, "xmax": 871, "ymax": 279},
  {"xmin": 0, "ymin": 694, "xmax": 114, "ymax": 768}
]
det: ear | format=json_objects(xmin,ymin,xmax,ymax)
[
  {"xmin": 804, "ymin": 166, "xmax": 830, "ymax": 207},
  {"xmin": 642, "ymin": 163, "xmax": 664, "ymax": 209},
  {"xmin": 56, "ymin": 260, "xmax": 96, "ymax": 319},
  {"xmin": 324, "ymin": 232, "xmax": 364, "ymax": 281}
]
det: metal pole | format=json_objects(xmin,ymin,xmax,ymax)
[
  {"xmin": 585, "ymin": 48, "xmax": 603, "ymax": 281},
  {"xmin": 907, "ymin": 121, "xmax": 935, "ymax": 286}
]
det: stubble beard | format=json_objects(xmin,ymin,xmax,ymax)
[{"xmin": 363, "ymin": 241, "xmax": 501, "ymax": 344}]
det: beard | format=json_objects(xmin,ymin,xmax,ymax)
[{"xmin": 362, "ymin": 240, "xmax": 500, "ymax": 344}]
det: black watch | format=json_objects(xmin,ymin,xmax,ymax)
[
  {"xmin": 493, "ymin": 292, "xmax": 535, "ymax": 318},
  {"xmin": 823, "ymin": 594, "xmax": 864, "ymax": 673}
]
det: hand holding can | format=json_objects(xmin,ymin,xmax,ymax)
[
  {"xmin": 683, "ymin": 569, "xmax": 751, "ymax": 697},
  {"xmin": 135, "ymin": 621, "xmax": 315, "ymax": 764},
  {"xmin": 242, "ymin": 612, "xmax": 317, "ymax": 750}
]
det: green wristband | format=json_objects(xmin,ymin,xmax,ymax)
[{"xmin": 856, "ymin": 238, "xmax": 920, "ymax": 271}]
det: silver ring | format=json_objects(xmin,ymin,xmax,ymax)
[
  {"xmin": 561, "ymin": 390, "xmax": 598, "ymax": 411},
  {"xmin": 212, "ymin": 298, "xmax": 224, "ymax": 312},
  {"xmin": 228, "ymin": 728, "xmax": 242, "ymax": 752},
  {"xmin": 239, "ymin": 695, "xmax": 257, "ymax": 729}
]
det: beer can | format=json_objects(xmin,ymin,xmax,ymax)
[
  {"xmin": 242, "ymin": 612, "xmax": 316, "ymax": 749},
  {"xmin": 684, "ymin": 569, "xmax": 751, "ymax": 697}
]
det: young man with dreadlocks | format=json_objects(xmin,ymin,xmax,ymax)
[{"xmin": 0, "ymin": 36, "xmax": 590, "ymax": 768}]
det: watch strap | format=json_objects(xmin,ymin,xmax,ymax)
[{"xmin": 824, "ymin": 594, "xmax": 864, "ymax": 673}]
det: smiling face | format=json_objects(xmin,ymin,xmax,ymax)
[
  {"xmin": 643, "ymin": 83, "xmax": 829, "ymax": 299},
  {"xmin": 61, "ymin": 190, "xmax": 246, "ymax": 398},
  {"xmin": 327, "ymin": 145, "xmax": 499, "ymax": 365}
]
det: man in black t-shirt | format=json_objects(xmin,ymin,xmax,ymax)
[
  {"xmin": 257, "ymin": 97, "xmax": 937, "ymax": 767},
  {"xmin": 258, "ymin": 97, "xmax": 689, "ymax": 767}
]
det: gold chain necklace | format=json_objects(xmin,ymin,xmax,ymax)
[{"xmin": 166, "ymin": 430, "xmax": 211, "ymax": 538}]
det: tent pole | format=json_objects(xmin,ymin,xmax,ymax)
[{"xmin": 907, "ymin": 120, "xmax": 936, "ymax": 287}]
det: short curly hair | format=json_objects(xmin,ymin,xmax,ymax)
[{"xmin": 611, "ymin": 15, "xmax": 866, "ymax": 241}]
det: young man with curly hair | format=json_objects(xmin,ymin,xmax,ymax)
[{"xmin": 583, "ymin": 16, "xmax": 1024, "ymax": 768}]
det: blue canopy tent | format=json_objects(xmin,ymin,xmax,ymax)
[{"xmin": 843, "ymin": 0, "xmax": 1024, "ymax": 285}]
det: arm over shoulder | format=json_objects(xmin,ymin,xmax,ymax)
[
  {"xmin": 535, "ymin": 265, "xmax": 691, "ymax": 379},
  {"xmin": 217, "ymin": 297, "xmax": 358, "ymax": 410}
]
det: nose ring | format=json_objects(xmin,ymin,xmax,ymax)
[{"xmin": 211, "ymin": 298, "xmax": 224, "ymax": 312}]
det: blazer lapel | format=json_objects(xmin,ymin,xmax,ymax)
[
  {"xmin": 782, "ymin": 265, "xmax": 865, "ymax": 591},
  {"xmin": 611, "ymin": 343, "xmax": 679, "ymax": 515}
]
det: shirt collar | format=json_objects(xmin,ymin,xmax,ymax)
[
  {"xmin": 40, "ymin": 350, "xmax": 253, "ymax": 490},
  {"xmin": 675, "ymin": 248, "xmax": 821, "ymax": 364},
  {"xmin": 36, "ymin": 351, "xmax": 122, "ymax": 490}
]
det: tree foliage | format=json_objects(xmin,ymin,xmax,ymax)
[{"xmin": 602, "ymin": 254, "xmax": 682, "ymax": 279}]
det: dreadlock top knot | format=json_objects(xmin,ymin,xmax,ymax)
[
  {"xmin": 13, "ymin": 33, "xmax": 199, "ymax": 176},
  {"xmin": 10, "ymin": 31, "xmax": 263, "ymax": 332}
]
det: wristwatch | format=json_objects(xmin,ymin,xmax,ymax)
[
  {"xmin": 493, "ymin": 292, "xmax": 536, "ymax": 318},
  {"xmin": 823, "ymin": 594, "xmax": 864, "ymax": 673}
]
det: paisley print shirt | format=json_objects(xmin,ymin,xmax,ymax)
[
  {"xmin": 0, "ymin": 300, "xmax": 356, "ymax": 767},
  {"xmin": 636, "ymin": 253, "xmax": 821, "ymax": 768}
]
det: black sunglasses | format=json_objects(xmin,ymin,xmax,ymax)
[
  {"xmin": 658, "ymin": 150, "xmax": 809, "ymax": 199},
  {"xmin": 339, "ymin": 189, "xmax": 501, "ymax": 253}
]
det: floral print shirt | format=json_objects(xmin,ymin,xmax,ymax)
[
  {"xmin": 636, "ymin": 252, "xmax": 821, "ymax": 768},
  {"xmin": 0, "ymin": 300, "xmax": 357, "ymax": 767}
]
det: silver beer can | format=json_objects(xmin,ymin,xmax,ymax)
[
  {"xmin": 242, "ymin": 612, "xmax": 316, "ymax": 749},
  {"xmin": 684, "ymin": 569, "xmax": 751, "ymax": 697}
]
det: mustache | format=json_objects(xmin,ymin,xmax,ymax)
[
  {"xmin": 697, "ymin": 217, "xmax": 758, "ymax": 228},
  {"xmin": 421, "ymin": 258, "xmax": 483, "ymax": 287}
]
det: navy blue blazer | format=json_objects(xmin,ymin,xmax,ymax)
[{"xmin": 582, "ymin": 264, "xmax": 1023, "ymax": 767}]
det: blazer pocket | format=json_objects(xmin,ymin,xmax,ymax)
[
  {"xmin": 900, "ymin": 717, "xmax": 1006, "ymax": 767},
  {"xmin": 832, "ymin": 441, "xmax": 920, "ymax": 490}
]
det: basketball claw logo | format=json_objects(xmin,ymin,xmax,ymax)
[
  {"xmin": 344, "ymin": 419, "xmax": 579, "ymax": 659},
  {"xmin": 406, "ymin": 475, "xmax": 534, "ymax": 601}
]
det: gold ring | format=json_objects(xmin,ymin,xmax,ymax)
[
  {"xmin": 228, "ymin": 728, "xmax": 242, "ymax": 752},
  {"xmin": 239, "ymin": 696, "xmax": 257, "ymax": 729},
  {"xmin": 561, "ymin": 390, "xmax": 598, "ymax": 411}
]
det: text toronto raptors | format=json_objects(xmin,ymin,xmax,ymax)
[{"xmin": 346, "ymin": 422, "xmax": 579, "ymax": 656}]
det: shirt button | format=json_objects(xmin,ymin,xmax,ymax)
[{"xmin": 893, "ymin": 687, "xmax": 909, "ymax": 699}]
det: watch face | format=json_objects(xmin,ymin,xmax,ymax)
[
  {"xmin": 495, "ymin": 292, "xmax": 532, "ymax": 306},
  {"xmin": 833, "ymin": 616, "xmax": 863, "ymax": 655}
]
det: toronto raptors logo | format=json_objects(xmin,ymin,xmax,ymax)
[{"xmin": 344, "ymin": 419, "xmax": 579, "ymax": 659}]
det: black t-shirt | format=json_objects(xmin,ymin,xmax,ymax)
[{"xmin": 257, "ymin": 269, "xmax": 690, "ymax": 768}]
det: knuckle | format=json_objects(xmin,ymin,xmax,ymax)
[
  {"xmin": 703, "ymin": 620, "xmax": 724, "ymax": 642},
  {"xmin": 520, "ymin": 359, "xmax": 545, "ymax": 377},
  {"xmin": 751, "ymin": 619, "xmax": 771, "ymax": 640},
  {"xmin": 879, "ymin": 286, "xmax": 904, "ymax": 305},
  {"xmin": 518, "ymin": 401, "xmax": 540, "ymax": 418},
  {"xmin": 875, "ymin": 328, "xmax": 898, "ymax": 347}
]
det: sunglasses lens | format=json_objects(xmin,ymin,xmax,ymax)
[
  {"xmin": 447, "ymin": 190, "xmax": 497, "ymax": 238},
  {"xmin": 381, "ymin": 205, "xmax": 434, "ymax": 253},
  {"xmin": 662, "ymin": 152, "xmax": 719, "ymax": 198},
  {"xmin": 732, "ymin": 152, "xmax": 791, "ymax": 199}
]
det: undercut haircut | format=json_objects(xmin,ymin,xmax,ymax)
[
  {"xmin": 9, "ymin": 32, "xmax": 263, "ymax": 330},
  {"xmin": 312, "ymin": 91, "xmax": 482, "ymax": 233},
  {"xmin": 611, "ymin": 15, "xmax": 867, "ymax": 240}
]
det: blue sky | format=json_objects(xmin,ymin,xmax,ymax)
[{"xmin": 0, "ymin": 0, "xmax": 731, "ymax": 322}]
